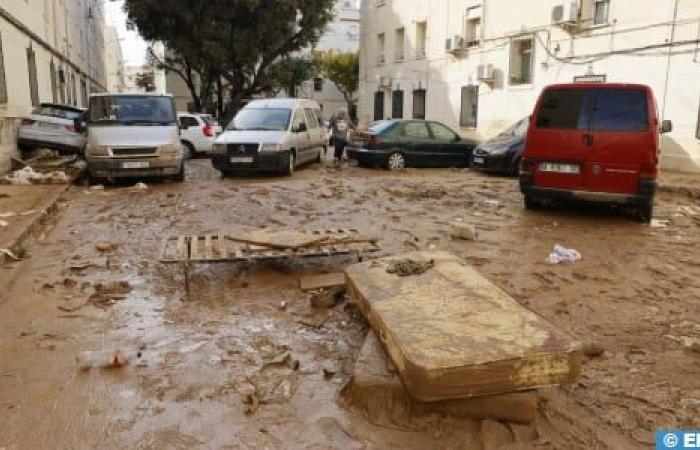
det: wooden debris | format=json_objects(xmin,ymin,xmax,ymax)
[{"xmin": 299, "ymin": 273, "xmax": 346, "ymax": 291}]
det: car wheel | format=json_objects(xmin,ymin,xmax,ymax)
[
  {"xmin": 636, "ymin": 202, "xmax": 653, "ymax": 223},
  {"xmin": 284, "ymin": 151, "xmax": 295, "ymax": 176},
  {"xmin": 386, "ymin": 152, "xmax": 406, "ymax": 171},
  {"xmin": 172, "ymin": 163, "xmax": 185, "ymax": 182},
  {"xmin": 181, "ymin": 141, "xmax": 195, "ymax": 159}
]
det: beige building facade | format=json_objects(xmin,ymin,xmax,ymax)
[
  {"xmin": 104, "ymin": 25, "xmax": 126, "ymax": 93},
  {"xmin": 359, "ymin": 0, "xmax": 700, "ymax": 172},
  {"xmin": 0, "ymin": 0, "xmax": 108, "ymax": 172}
]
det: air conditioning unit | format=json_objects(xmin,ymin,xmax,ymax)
[
  {"xmin": 552, "ymin": 2, "xmax": 580, "ymax": 25},
  {"xmin": 379, "ymin": 76, "xmax": 393, "ymax": 89},
  {"xmin": 477, "ymin": 64, "xmax": 495, "ymax": 82},
  {"xmin": 446, "ymin": 35, "xmax": 465, "ymax": 53}
]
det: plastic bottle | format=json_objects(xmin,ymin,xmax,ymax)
[{"xmin": 76, "ymin": 350, "xmax": 130, "ymax": 371}]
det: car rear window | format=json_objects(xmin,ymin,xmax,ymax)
[
  {"xmin": 535, "ymin": 89, "xmax": 588, "ymax": 130},
  {"xmin": 590, "ymin": 89, "xmax": 648, "ymax": 131},
  {"xmin": 33, "ymin": 105, "xmax": 83, "ymax": 120},
  {"xmin": 368, "ymin": 120, "xmax": 396, "ymax": 135}
]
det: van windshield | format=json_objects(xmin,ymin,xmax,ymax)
[
  {"xmin": 227, "ymin": 108, "xmax": 291, "ymax": 131},
  {"xmin": 88, "ymin": 96, "xmax": 176, "ymax": 125}
]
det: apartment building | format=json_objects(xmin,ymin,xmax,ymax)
[
  {"xmin": 104, "ymin": 25, "xmax": 126, "ymax": 93},
  {"xmin": 359, "ymin": 0, "xmax": 700, "ymax": 172},
  {"xmin": 0, "ymin": 0, "xmax": 108, "ymax": 172}
]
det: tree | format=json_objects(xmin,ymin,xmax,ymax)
[
  {"xmin": 124, "ymin": 0, "xmax": 336, "ymax": 115},
  {"xmin": 134, "ymin": 71, "xmax": 155, "ymax": 92},
  {"xmin": 269, "ymin": 56, "xmax": 316, "ymax": 97},
  {"xmin": 315, "ymin": 51, "xmax": 359, "ymax": 115}
]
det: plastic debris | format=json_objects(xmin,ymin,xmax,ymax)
[
  {"xmin": 132, "ymin": 182, "xmax": 148, "ymax": 190},
  {"xmin": 1, "ymin": 166, "xmax": 69, "ymax": 185},
  {"xmin": 650, "ymin": 219, "xmax": 669, "ymax": 228},
  {"xmin": 545, "ymin": 244, "xmax": 582, "ymax": 265},
  {"xmin": 450, "ymin": 220, "xmax": 478, "ymax": 241},
  {"xmin": 89, "ymin": 185, "xmax": 105, "ymax": 191},
  {"xmin": 77, "ymin": 349, "xmax": 131, "ymax": 371},
  {"xmin": 0, "ymin": 219, "xmax": 7, "ymax": 227}
]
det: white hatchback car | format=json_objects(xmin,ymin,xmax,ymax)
[
  {"xmin": 177, "ymin": 112, "xmax": 223, "ymax": 157},
  {"xmin": 17, "ymin": 103, "xmax": 87, "ymax": 155}
]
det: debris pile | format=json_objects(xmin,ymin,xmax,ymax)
[{"xmin": 1, "ymin": 166, "xmax": 69, "ymax": 185}]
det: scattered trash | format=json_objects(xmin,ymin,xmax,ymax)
[
  {"xmin": 95, "ymin": 242, "xmax": 118, "ymax": 253},
  {"xmin": 278, "ymin": 301, "xmax": 288, "ymax": 310},
  {"xmin": 0, "ymin": 219, "xmax": 7, "ymax": 227},
  {"xmin": 297, "ymin": 311, "xmax": 329, "ymax": 329},
  {"xmin": 449, "ymin": 220, "xmax": 478, "ymax": 241},
  {"xmin": 0, "ymin": 248, "xmax": 20, "ymax": 260},
  {"xmin": 132, "ymin": 182, "xmax": 148, "ymax": 190},
  {"xmin": 1, "ymin": 166, "xmax": 69, "ymax": 185},
  {"xmin": 386, "ymin": 258, "xmax": 435, "ymax": 276},
  {"xmin": 582, "ymin": 342, "xmax": 605, "ymax": 358},
  {"xmin": 77, "ymin": 349, "xmax": 132, "ymax": 371},
  {"xmin": 545, "ymin": 244, "xmax": 582, "ymax": 265},
  {"xmin": 90, "ymin": 185, "xmax": 105, "ymax": 191},
  {"xmin": 299, "ymin": 273, "xmax": 346, "ymax": 291},
  {"xmin": 650, "ymin": 219, "xmax": 669, "ymax": 228},
  {"xmin": 310, "ymin": 286, "xmax": 345, "ymax": 309},
  {"xmin": 484, "ymin": 199, "xmax": 502, "ymax": 207},
  {"xmin": 681, "ymin": 337, "xmax": 700, "ymax": 354}
]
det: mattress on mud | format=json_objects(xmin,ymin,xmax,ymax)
[{"xmin": 345, "ymin": 251, "xmax": 582, "ymax": 402}]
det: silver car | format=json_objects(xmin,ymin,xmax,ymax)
[{"xmin": 17, "ymin": 103, "xmax": 86, "ymax": 155}]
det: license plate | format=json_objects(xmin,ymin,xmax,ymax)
[
  {"xmin": 539, "ymin": 162, "xmax": 580, "ymax": 174},
  {"xmin": 473, "ymin": 156, "xmax": 485, "ymax": 164},
  {"xmin": 39, "ymin": 122, "xmax": 62, "ymax": 129},
  {"xmin": 230, "ymin": 157, "xmax": 253, "ymax": 163},
  {"xmin": 122, "ymin": 162, "xmax": 150, "ymax": 169}
]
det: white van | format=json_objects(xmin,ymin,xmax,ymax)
[
  {"xmin": 78, "ymin": 93, "xmax": 185, "ymax": 183},
  {"xmin": 211, "ymin": 98, "xmax": 326, "ymax": 176}
]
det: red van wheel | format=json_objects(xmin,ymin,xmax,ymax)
[{"xmin": 636, "ymin": 202, "xmax": 653, "ymax": 223}]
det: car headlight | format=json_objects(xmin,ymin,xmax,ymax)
[
  {"xmin": 87, "ymin": 145, "xmax": 109, "ymax": 157},
  {"xmin": 212, "ymin": 143, "xmax": 227, "ymax": 154},
  {"xmin": 260, "ymin": 143, "xmax": 282, "ymax": 152}
]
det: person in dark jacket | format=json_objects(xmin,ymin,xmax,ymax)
[{"xmin": 329, "ymin": 110, "xmax": 355, "ymax": 168}]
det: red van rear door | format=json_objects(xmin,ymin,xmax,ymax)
[
  {"xmin": 585, "ymin": 88, "xmax": 652, "ymax": 194},
  {"xmin": 529, "ymin": 88, "xmax": 591, "ymax": 190}
]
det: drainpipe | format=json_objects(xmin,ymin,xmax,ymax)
[{"xmin": 661, "ymin": 0, "xmax": 680, "ymax": 121}]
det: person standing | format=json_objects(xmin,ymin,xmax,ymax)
[{"xmin": 330, "ymin": 110, "xmax": 354, "ymax": 168}]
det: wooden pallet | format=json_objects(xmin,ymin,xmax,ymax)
[{"xmin": 160, "ymin": 229, "xmax": 380, "ymax": 264}]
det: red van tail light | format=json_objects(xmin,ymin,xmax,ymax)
[
  {"xmin": 21, "ymin": 118, "xmax": 35, "ymax": 126},
  {"xmin": 639, "ymin": 163, "xmax": 658, "ymax": 181},
  {"xmin": 203, "ymin": 124, "xmax": 214, "ymax": 137}
]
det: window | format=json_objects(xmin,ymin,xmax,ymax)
[
  {"xmin": 304, "ymin": 108, "xmax": 318, "ymax": 129},
  {"xmin": 429, "ymin": 122, "xmax": 458, "ymax": 142},
  {"xmin": 374, "ymin": 91, "xmax": 385, "ymax": 120},
  {"xmin": 27, "ymin": 47, "xmax": 39, "ymax": 106},
  {"xmin": 509, "ymin": 38, "xmax": 534, "ymax": 85},
  {"xmin": 465, "ymin": 6, "xmax": 482, "ymax": 47},
  {"xmin": 416, "ymin": 22, "xmax": 427, "ymax": 59},
  {"xmin": 313, "ymin": 77, "xmax": 324, "ymax": 92},
  {"xmin": 378, "ymin": 33, "xmax": 385, "ymax": 64},
  {"xmin": 400, "ymin": 122, "xmax": 430, "ymax": 139},
  {"xmin": 593, "ymin": 0, "xmax": 610, "ymax": 25},
  {"xmin": 50, "ymin": 61, "xmax": 58, "ymax": 103},
  {"xmin": 412, "ymin": 89, "xmax": 426, "ymax": 119},
  {"xmin": 58, "ymin": 68, "xmax": 66, "ymax": 104},
  {"xmin": 392, "ymin": 90, "xmax": 404, "ymax": 119},
  {"xmin": 590, "ymin": 89, "xmax": 648, "ymax": 131},
  {"xmin": 460, "ymin": 85, "xmax": 478, "ymax": 128},
  {"xmin": 535, "ymin": 89, "xmax": 589, "ymax": 129},
  {"xmin": 292, "ymin": 110, "xmax": 305, "ymax": 131},
  {"xmin": 71, "ymin": 73, "xmax": 78, "ymax": 106},
  {"xmin": 179, "ymin": 116, "xmax": 199, "ymax": 128},
  {"xmin": 0, "ymin": 31, "xmax": 6, "ymax": 104},
  {"xmin": 80, "ymin": 79, "xmax": 88, "ymax": 107},
  {"xmin": 395, "ymin": 27, "xmax": 405, "ymax": 61}
]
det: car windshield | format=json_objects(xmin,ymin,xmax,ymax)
[
  {"xmin": 499, "ymin": 117, "xmax": 529, "ymax": 137},
  {"xmin": 33, "ymin": 105, "xmax": 83, "ymax": 121},
  {"xmin": 88, "ymin": 95, "xmax": 177, "ymax": 125},
  {"xmin": 227, "ymin": 108, "xmax": 291, "ymax": 131}
]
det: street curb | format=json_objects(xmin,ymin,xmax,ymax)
[{"xmin": 0, "ymin": 184, "xmax": 70, "ymax": 266}]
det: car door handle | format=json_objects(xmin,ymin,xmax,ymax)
[{"xmin": 583, "ymin": 134, "xmax": 593, "ymax": 147}]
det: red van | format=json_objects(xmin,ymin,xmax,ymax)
[{"xmin": 520, "ymin": 83, "xmax": 672, "ymax": 222}]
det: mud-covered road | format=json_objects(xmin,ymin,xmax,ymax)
[{"xmin": 1, "ymin": 159, "xmax": 699, "ymax": 449}]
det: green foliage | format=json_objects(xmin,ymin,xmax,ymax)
[
  {"xmin": 269, "ymin": 56, "xmax": 316, "ymax": 97},
  {"xmin": 134, "ymin": 71, "xmax": 155, "ymax": 92},
  {"xmin": 124, "ymin": 0, "xmax": 336, "ymax": 113},
  {"xmin": 315, "ymin": 51, "xmax": 359, "ymax": 109}
]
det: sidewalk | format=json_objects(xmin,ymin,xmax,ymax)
[{"xmin": 0, "ymin": 184, "xmax": 69, "ymax": 264}]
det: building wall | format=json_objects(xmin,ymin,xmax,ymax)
[
  {"xmin": 0, "ymin": 0, "xmax": 107, "ymax": 172},
  {"xmin": 359, "ymin": 0, "xmax": 700, "ymax": 173},
  {"xmin": 104, "ymin": 25, "xmax": 125, "ymax": 93}
]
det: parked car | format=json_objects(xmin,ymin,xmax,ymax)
[
  {"xmin": 178, "ymin": 112, "xmax": 223, "ymax": 157},
  {"xmin": 346, "ymin": 120, "xmax": 477, "ymax": 170},
  {"xmin": 211, "ymin": 98, "xmax": 326, "ymax": 176},
  {"xmin": 17, "ymin": 103, "xmax": 87, "ymax": 155},
  {"xmin": 77, "ymin": 93, "xmax": 185, "ymax": 183},
  {"xmin": 520, "ymin": 83, "xmax": 672, "ymax": 222},
  {"xmin": 472, "ymin": 116, "xmax": 529, "ymax": 175}
]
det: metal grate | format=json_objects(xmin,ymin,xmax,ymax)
[
  {"xmin": 227, "ymin": 143, "xmax": 259, "ymax": 156},
  {"xmin": 112, "ymin": 147, "xmax": 157, "ymax": 156}
]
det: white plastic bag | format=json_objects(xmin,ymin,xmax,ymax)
[{"xmin": 546, "ymin": 244, "xmax": 582, "ymax": 265}]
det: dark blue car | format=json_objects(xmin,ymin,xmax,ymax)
[{"xmin": 471, "ymin": 117, "xmax": 529, "ymax": 176}]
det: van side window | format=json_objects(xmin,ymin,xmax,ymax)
[
  {"xmin": 314, "ymin": 108, "xmax": 324, "ymax": 127},
  {"xmin": 304, "ymin": 108, "xmax": 317, "ymax": 129},
  {"xmin": 292, "ymin": 110, "xmax": 304, "ymax": 131},
  {"xmin": 590, "ymin": 89, "xmax": 648, "ymax": 132},
  {"xmin": 536, "ymin": 89, "xmax": 589, "ymax": 130}
]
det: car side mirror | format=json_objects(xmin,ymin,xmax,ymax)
[
  {"xmin": 661, "ymin": 120, "xmax": 673, "ymax": 134},
  {"xmin": 74, "ymin": 117, "xmax": 86, "ymax": 133},
  {"xmin": 297, "ymin": 123, "xmax": 307, "ymax": 133}
]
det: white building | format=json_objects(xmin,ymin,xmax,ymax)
[
  {"xmin": 0, "ymin": 0, "xmax": 108, "ymax": 172},
  {"xmin": 359, "ymin": 0, "xmax": 700, "ymax": 172},
  {"xmin": 104, "ymin": 26, "xmax": 126, "ymax": 93}
]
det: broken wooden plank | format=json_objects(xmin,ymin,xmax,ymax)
[
  {"xmin": 176, "ymin": 236, "xmax": 186, "ymax": 261},
  {"xmin": 190, "ymin": 235, "xmax": 199, "ymax": 261},
  {"xmin": 299, "ymin": 273, "xmax": 346, "ymax": 292},
  {"xmin": 204, "ymin": 235, "xmax": 213, "ymax": 260},
  {"xmin": 345, "ymin": 251, "xmax": 582, "ymax": 402},
  {"xmin": 217, "ymin": 233, "xmax": 226, "ymax": 259},
  {"xmin": 229, "ymin": 230, "xmax": 328, "ymax": 250}
]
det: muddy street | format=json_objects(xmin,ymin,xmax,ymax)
[{"xmin": 1, "ymin": 159, "xmax": 699, "ymax": 449}]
